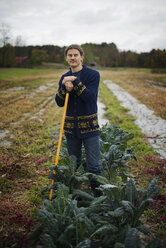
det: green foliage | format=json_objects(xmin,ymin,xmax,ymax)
[
  {"xmin": 76, "ymin": 239, "xmax": 91, "ymax": 248},
  {"xmin": 84, "ymin": 178, "xmax": 161, "ymax": 247},
  {"xmin": 100, "ymin": 124, "xmax": 136, "ymax": 182},
  {"xmin": 0, "ymin": 43, "xmax": 15, "ymax": 67},
  {"xmin": 73, "ymin": 190, "xmax": 94, "ymax": 202},
  {"xmin": 124, "ymin": 228, "xmax": 139, "ymax": 248},
  {"xmin": 40, "ymin": 234, "xmax": 56, "ymax": 248},
  {"xmin": 35, "ymin": 187, "xmax": 96, "ymax": 247},
  {"xmin": 145, "ymin": 238, "xmax": 164, "ymax": 248},
  {"xmin": 90, "ymin": 224, "xmax": 118, "ymax": 238},
  {"xmin": 32, "ymin": 125, "xmax": 163, "ymax": 248},
  {"xmin": 48, "ymin": 155, "xmax": 91, "ymax": 194},
  {"xmin": 30, "ymin": 48, "xmax": 48, "ymax": 65},
  {"xmin": 114, "ymin": 243, "xmax": 125, "ymax": 248},
  {"xmin": 125, "ymin": 178, "xmax": 138, "ymax": 203},
  {"xmin": 1, "ymin": 41, "xmax": 166, "ymax": 68},
  {"xmin": 81, "ymin": 44, "xmax": 95, "ymax": 65}
]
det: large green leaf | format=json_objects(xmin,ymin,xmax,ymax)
[
  {"xmin": 73, "ymin": 189, "xmax": 94, "ymax": 201},
  {"xmin": 90, "ymin": 224, "xmax": 118, "ymax": 238},
  {"xmin": 38, "ymin": 209, "xmax": 56, "ymax": 228},
  {"xmin": 145, "ymin": 238, "xmax": 164, "ymax": 248},
  {"xmin": 69, "ymin": 155, "xmax": 77, "ymax": 174},
  {"xmin": 108, "ymin": 207, "xmax": 125, "ymax": 218},
  {"xmin": 90, "ymin": 195, "xmax": 107, "ymax": 206},
  {"xmin": 40, "ymin": 234, "xmax": 56, "ymax": 248},
  {"xmin": 124, "ymin": 228, "xmax": 139, "ymax": 248},
  {"xmin": 83, "ymin": 216, "xmax": 95, "ymax": 234},
  {"xmin": 114, "ymin": 243, "xmax": 125, "ymax": 248},
  {"xmin": 76, "ymin": 239, "xmax": 91, "ymax": 248},
  {"xmin": 56, "ymin": 184, "xmax": 70, "ymax": 214},
  {"xmin": 148, "ymin": 186, "xmax": 161, "ymax": 200},
  {"xmin": 137, "ymin": 225, "xmax": 150, "ymax": 235},
  {"xmin": 121, "ymin": 200, "xmax": 134, "ymax": 216},
  {"xmin": 140, "ymin": 178, "xmax": 158, "ymax": 202},
  {"xmin": 43, "ymin": 200, "xmax": 55, "ymax": 212},
  {"xmin": 125, "ymin": 179, "xmax": 138, "ymax": 203}
]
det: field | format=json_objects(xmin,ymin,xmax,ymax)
[
  {"xmin": 0, "ymin": 66, "xmax": 166, "ymax": 247},
  {"xmin": 99, "ymin": 68, "xmax": 166, "ymax": 119}
]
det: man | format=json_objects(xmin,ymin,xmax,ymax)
[{"xmin": 55, "ymin": 44, "xmax": 102, "ymax": 196}]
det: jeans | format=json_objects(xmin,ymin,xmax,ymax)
[{"xmin": 66, "ymin": 135, "xmax": 101, "ymax": 176}]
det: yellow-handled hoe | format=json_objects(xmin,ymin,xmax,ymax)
[{"xmin": 49, "ymin": 92, "xmax": 69, "ymax": 200}]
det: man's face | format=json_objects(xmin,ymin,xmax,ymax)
[{"xmin": 66, "ymin": 49, "xmax": 83, "ymax": 68}]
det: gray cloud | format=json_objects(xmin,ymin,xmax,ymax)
[{"xmin": 0, "ymin": 0, "xmax": 165, "ymax": 52}]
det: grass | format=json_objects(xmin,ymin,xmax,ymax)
[
  {"xmin": 0, "ymin": 66, "xmax": 165, "ymax": 247},
  {"xmin": 0, "ymin": 68, "xmax": 50, "ymax": 80},
  {"xmin": 0, "ymin": 67, "xmax": 65, "ymax": 89}
]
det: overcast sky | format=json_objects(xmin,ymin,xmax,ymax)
[{"xmin": 0, "ymin": 0, "xmax": 166, "ymax": 52}]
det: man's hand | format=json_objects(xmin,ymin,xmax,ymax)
[
  {"xmin": 64, "ymin": 81, "xmax": 74, "ymax": 92},
  {"xmin": 62, "ymin": 76, "xmax": 76, "ymax": 92},
  {"xmin": 62, "ymin": 76, "xmax": 76, "ymax": 83}
]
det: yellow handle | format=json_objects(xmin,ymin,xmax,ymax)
[{"xmin": 49, "ymin": 92, "xmax": 69, "ymax": 200}]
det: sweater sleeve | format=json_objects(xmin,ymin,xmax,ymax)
[
  {"xmin": 72, "ymin": 70, "xmax": 100, "ymax": 102},
  {"xmin": 55, "ymin": 76, "xmax": 66, "ymax": 107}
]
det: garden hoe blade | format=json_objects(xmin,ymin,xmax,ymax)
[{"xmin": 49, "ymin": 92, "xmax": 69, "ymax": 200}]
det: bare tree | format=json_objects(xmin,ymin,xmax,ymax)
[
  {"xmin": 0, "ymin": 22, "xmax": 11, "ymax": 47},
  {"xmin": 15, "ymin": 35, "xmax": 26, "ymax": 47}
]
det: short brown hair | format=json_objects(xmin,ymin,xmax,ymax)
[{"xmin": 64, "ymin": 44, "xmax": 84, "ymax": 56}]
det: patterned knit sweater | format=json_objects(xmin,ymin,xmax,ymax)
[{"xmin": 55, "ymin": 65, "xmax": 100, "ymax": 139}]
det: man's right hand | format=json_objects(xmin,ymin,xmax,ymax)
[
  {"xmin": 62, "ymin": 76, "xmax": 76, "ymax": 92},
  {"xmin": 64, "ymin": 81, "xmax": 74, "ymax": 92}
]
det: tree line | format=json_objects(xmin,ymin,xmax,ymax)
[
  {"xmin": 0, "ymin": 23, "xmax": 165, "ymax": 68},
  {"xmin": 0, "ymin": 42, "xmax": 165, "ymax": 68}
]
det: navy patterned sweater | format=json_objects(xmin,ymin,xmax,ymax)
[{"xmin": 55, "ymin": 65, "xmax": 100, "ymax": 139}]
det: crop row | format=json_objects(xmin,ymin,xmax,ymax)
[{"xmin": 31, "ymin": 125, "xmax": 163, "ymax": 248}]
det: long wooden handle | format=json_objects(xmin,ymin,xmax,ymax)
[{"xmin": 49, "ymin": 92, "xmax": 69, "ymax": 200}]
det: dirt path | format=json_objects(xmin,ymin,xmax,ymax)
[
  {"xmin": 97, "ymin": 101, "xmax": 109, "ymax": 126},
  {"xmin": 104, "ymin": 80, "xmax": 166, "ymax": 158}
]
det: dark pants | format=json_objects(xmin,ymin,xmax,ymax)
[
  {"xmin": 66, "ymin": 135, "xmax": 101, "ymax": 176},
  {"xmin": 66, "ymin": 134, "xmax": 102, "ymax": 196}
]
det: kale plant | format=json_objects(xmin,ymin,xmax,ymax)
[
  {"xmin": 87, "ymin": 178, "xmax": 162, "ymax": 247},
  {"xmin": 32, "ymin": 125, "xmax": 163, "ymax": 248},
  {"xmin": 100, "ymin": 125, "xmax": 137, "ymax": 183}
]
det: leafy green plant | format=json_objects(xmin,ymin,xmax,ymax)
[
  {"xmin": 86, "ymin": 178, "xmax": 162, "ymax": 247},
  {"xmin": 47, "ymin": 125, "xmax": 137, "ymax": 198},
  {"xmin": 48, "ymin": 155, "xmax": 92, "ymax": 194},
  {"xmin": 100, "ymin": 125, "xmax": 137, "ymax": 182},
  {"xmin": 31, "ymin": 184, "xmax": 95, "ymax": 248},
  {"xmin": 32, "ymin": 125, "xmax": 163, "ymax": 248}
]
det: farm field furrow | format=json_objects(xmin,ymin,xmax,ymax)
[
  {"xmin": 104, "ymin": 79, "xmax": 166, "ymax": 159},
  {"xmin": 99, "ymin": 68, "xmax": 166, "ymax": 120}
]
